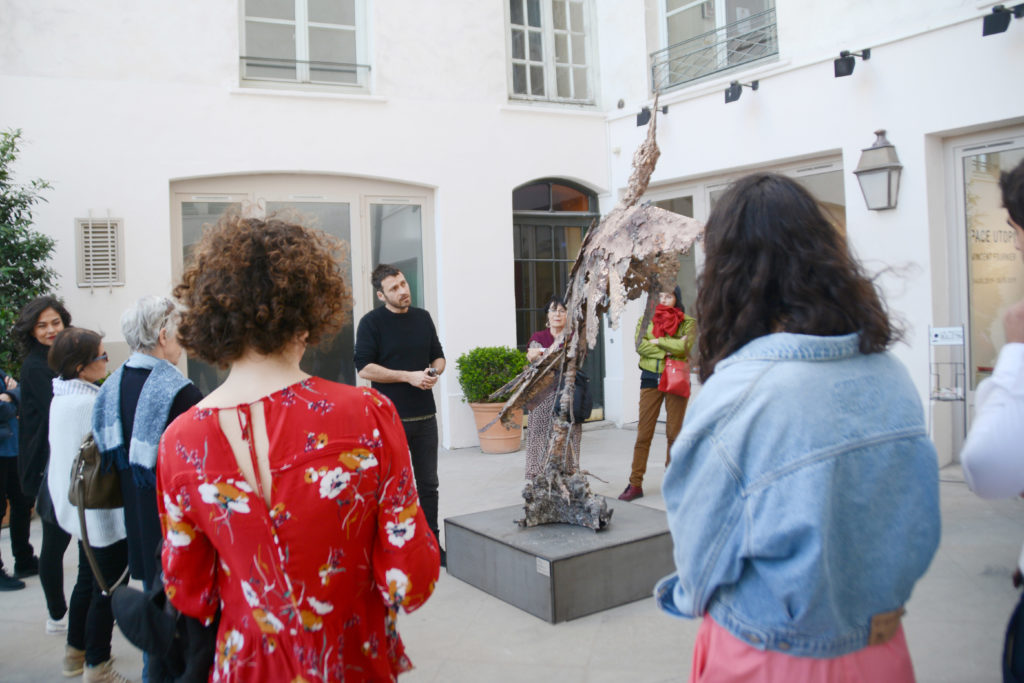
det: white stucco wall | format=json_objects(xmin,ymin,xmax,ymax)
[
  {"xmin": 3, "ymin": 0, "xmax": 1023, "ymax": 457},
  {"xmin": 601, "ymin": 0, "xmax": 1024, "ymax": 464}
]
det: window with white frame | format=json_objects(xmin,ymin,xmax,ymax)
[
  {"xmin": 76, "ymin": 217, "xmax": 124, "ymax": 287},
  {"xmin": 241, "ymin": 0, "xmax": 368, "ymax": 89},
  {"xmin": 507, "ymin": 0, "xmax": 594, "ymax": 103}
]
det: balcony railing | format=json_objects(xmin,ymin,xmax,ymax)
[
  {"xmin": 650, "ymin": 7, "xmax": 778, "ymax": 93},
  {"xmin": 240, "ymin": 56, "xmax": 371, "ymax": 88}
]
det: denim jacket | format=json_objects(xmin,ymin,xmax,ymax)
[{"xmin": 656, "ymin": 332, "xmax": 940, "ymax": 658}]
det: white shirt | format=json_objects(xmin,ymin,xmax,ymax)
[{"xmin": 961, "ymin": 343, "xmax": 1024, "ymax": 570}]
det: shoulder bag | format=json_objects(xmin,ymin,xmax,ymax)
[
  {"xmin": 658, "ymin": 358, "xmax": 691, "ymax": 398},
  {"xmin": 69, "ymin": 432, "xmax": 129, "ymax": 595}
]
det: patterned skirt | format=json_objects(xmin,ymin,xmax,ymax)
[{"xmin": 525, "ymin": 385, "xmax": 582, "ymax": 479}]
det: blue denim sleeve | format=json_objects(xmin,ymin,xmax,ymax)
[{"xmin": 657, "ymin": 426, "xmax": 746, "ymax": 619}]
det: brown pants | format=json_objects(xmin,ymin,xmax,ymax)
[{"xmin": 630, "ymin": 387, "xmax": 688, "ymax": 488}]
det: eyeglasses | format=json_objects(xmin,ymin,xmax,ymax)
[{"xmin": 93, "ymin": 353, "xmax": 108, "ymax": 363}]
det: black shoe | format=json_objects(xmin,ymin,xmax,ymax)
[
  {"xmin": 439, "ymin": 548, "xmax": 447, "ymax": 569},
  {"xmin": 14, "ymin": 555, "xmax": 39, "ymax": 578},
  {"xmin": 0, "ymin": 570, "xmax": 26, "ymax": 591}
]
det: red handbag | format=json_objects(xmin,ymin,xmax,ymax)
[{"xmin": 658, "ymin": 358, "xmax": 691, "ymax": 397}]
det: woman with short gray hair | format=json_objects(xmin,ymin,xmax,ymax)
[{"xmin": 90, "ymin": 296, "xmax": 202, "ymax": 681}]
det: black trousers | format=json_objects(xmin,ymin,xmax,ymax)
[
  {"xmin": 68, "ymin": 539, "xmax": 127, "ymax": 666},
  {"xmin": 39, "ymin": 518, "xmax": 71, "ymax": 620},
  {"xmin": 402, "ymin": 417, "xmax": 439, "ymax": 540},
  {"xmin": 0, "ymin": 456, "xmax": 34, "ymax": 572}
]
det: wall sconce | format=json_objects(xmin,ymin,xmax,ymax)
[
  {"xmin": 983, "ymin": 3, "xmax": 1024, "ymax": 35},
  {"xmin": 853, "ymin": 130, "xmax": 902, "ymax": 211},
  {"xmin": 724, "ymin": 80, "xmax": 758, "ymax": 104},
  {"xmin": 636, "ymin": 105, "xmax": 668, "ymax": 127},
  {"xmin": 834, "ymin": 49, "xmax": 871, "ymax": 77}
]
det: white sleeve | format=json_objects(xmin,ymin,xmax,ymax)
[{"xmin": 961, "ymin": 343, "xmax": 1024, "ymax": 498}]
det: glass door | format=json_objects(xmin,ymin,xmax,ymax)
[
  {"xmin": 957, "ymin": 139, "xmax": 1024, "ymax": 390},
  {"xmin": 267, "ymin": 201, "xmax": 356, "ymax": 385}
]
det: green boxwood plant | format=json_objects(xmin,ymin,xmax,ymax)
[{"xmin": 456, "ymin": 345, "xmax": 528, "ymax": 403}]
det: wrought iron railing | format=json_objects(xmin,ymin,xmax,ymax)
[
  {"xmin": 240, "ymin": 57, "xmax": 371, "ymax": 87},
  {"xmin": 650, "ymin": 7, "xmax": 778, "ymax": 93}
]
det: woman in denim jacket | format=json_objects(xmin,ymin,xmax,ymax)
[{"xmin": 656, "ymin": 173, "xmax": 940, "ymax": 682}]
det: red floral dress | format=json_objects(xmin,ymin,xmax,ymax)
[{"xmin": 157, "ymin": 378, "xmax": 440, "ymax": 682}]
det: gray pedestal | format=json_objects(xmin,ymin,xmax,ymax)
[{"xmin": 444, "ymin": 497, "xmax": 674, "ymax": 623}]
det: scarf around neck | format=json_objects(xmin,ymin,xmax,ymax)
[
  {"xmin": 652, "ymin": 304, "xmax": 686, "ymax": 338},
  {"xmin": 92, "ymin": 352, "xmax": 191, "ymax": 487}
]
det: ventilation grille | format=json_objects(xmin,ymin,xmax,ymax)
[{"xmin": 76, "ymin": 218, "xmax": 124, "ymax": 287}]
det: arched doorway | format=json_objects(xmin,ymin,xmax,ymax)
[{"xmin": 512, "ymin": 178, "xmax": 604, "ymax": 417}]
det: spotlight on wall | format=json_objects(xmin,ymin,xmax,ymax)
[
  {"xmin": 853, "ymin": 130, "xmax": 903, "ymax": 211},
  {"xmin": 724, "ymin": 80, "xmax": 759, "ymax": 104},
  {"xmin": 983, "ymin": 3, "xmax": 1024, "ymax": 35},
  {"xmin": 834, "ymin": 48, "xmax": 871, "ymax": 77},
  {"xmin": 636, "ymin": 105, "xmax": 669, "ymax": 127}
]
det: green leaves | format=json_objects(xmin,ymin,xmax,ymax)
[
  {"xmin": 455, "ymin": 345, "xmax": 528, "ymax": 403},
  {"xmin": 0, "ymin": 129, "xmax": 55, "ymax": 375}
]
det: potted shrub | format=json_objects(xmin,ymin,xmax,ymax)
[{"xmin": 456, "ymin": 345, "xmax": 529, "ymax": 453}]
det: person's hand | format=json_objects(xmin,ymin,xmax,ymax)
[
  {"xmin": 0, "ymin": 394, "xmax": 10, "ymax": 403},
  {"xmin": 408, "ymin": 369, "xmax": 439, "ymax": 390},
  {"xmin": 3, "ymin": 375, "xmax": 15, "ymax": 391},
  {"xmin": 526, "ymin": 347, "xmax": 544, "ymax": 363},
  {"xmin": 651, "ymin": 337, "xmax": 661, "ymax": 346},
  {"xmin": 1005, "ymin": 299, "xmax": 1024, "ymax": 344}
]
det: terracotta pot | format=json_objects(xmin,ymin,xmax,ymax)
[{"xmin": 468, "ymin": 402, "xmax": 523, "ymax": 454}]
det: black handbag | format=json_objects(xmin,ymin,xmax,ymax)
[
  {"xmin": 555, "ymin": 370, "xmax": 593, "ymax": 424},
  {"xmin": 112, "ymin": 566, "xmax": 219, "ymax": 683}
]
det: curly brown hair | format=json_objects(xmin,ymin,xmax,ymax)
[
  {"xmin": 174, "ymin": 212, "xmax": 351, "ymax": 367},
  {"xmin": 696, "ymin": 173, "xmax": 898, "ymax": 382}
]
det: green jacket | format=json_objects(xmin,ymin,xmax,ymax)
[{"xmin": 636, "ymin": 315, "xmax": 697, "ymax": 374}]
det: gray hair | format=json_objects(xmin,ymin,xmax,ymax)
[{"xmin": 121, "ymin": 296, "xmax": 181, "ymax": 352}]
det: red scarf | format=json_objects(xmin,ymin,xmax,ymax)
[{"xmin": 652, "ymin": 304, "xmax": 685, "ymax": 338}]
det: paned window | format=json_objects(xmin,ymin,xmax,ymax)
[
  {"xmin": 652, "ymin": 0, "xmax": 777, "ymax": 91},
  {"xmin": 241, "ymin": 0, "xmax": 368, "ymax": 89},
  {"xmin": 508, "ymin": 0, "xmax": 593, "ymax": 103},
  {"xmin": 76, "ymin": 217, "xmax": 124, "ymax": 287}
]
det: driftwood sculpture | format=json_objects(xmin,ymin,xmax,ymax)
[{"xmin": 492, "ymin": 101, "xmax": 704, "ymax": 530}]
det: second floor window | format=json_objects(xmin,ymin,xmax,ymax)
[
  {"xmin": 508, "ymin": 0, "xmax": 594, "ymax": 104},
  {"xmin": 653, "ymin": 0, "xmax": 777, "ymax": 92},
  {"xmin": 241, "ymin": 0, "xmax": 368, "ymax": 90}
]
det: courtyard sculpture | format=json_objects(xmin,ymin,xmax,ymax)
[{"xmin": 492, "ymin": 101, "xmax": 704, "ymax": 530}]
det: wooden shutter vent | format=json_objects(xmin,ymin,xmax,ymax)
[{"xmin": 76, "ymin": 215, "xmax": 124, "ymax": 287}]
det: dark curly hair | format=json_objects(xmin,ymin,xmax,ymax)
[
  {"xmin": 47, "ymin": 327, "xmax": 102, "ymax": 381},
  {"xmin": 696, "ymin": 173, "xmax": 898, "ymax": 382},
  {"xmin": 173, "ymin": 212, "xmax": 351, "ymax": 368},
  {"xmin": 1001, "ymin": 157, "xmax": 1024, "ymax": 229},
  {"xmin": 13, "ymin": 295, "xmax": 72, "ymax": 355}
]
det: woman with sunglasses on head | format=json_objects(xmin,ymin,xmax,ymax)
[
  {"xmin": 656, "ymin": 173, "xmax": 940, "ymax": 682},
  {"xmin": 46, "ymin": 327, "xmax": 131, "ymax": 682},
  {"xmin": 13, "ymin": 296, "xmax": 70, "ymax": 632}
]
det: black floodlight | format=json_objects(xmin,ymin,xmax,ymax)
[
  {"xmin": 984, "ymin": 5, "xmax": 1012, "ymax": 34},
  {"xmin": 636, "ymin": 104, "xmax": 669, "ymax": 127},
  {"xmin": 724, "ymin": 80, "xmax": 758, "ymax": 104},
  {"xmin": 834, "ymin": 48, "xmax": 871, "ymax": 78},
  {"xmin": 982, "ymin": 4, "xmax": 1024, "ymax": 35}
]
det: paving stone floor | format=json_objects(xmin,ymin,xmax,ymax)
[{"xmin": 0, "ymin": 423, "xmax": 1020, "ymax": 682}]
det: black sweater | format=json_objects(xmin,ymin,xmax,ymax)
[
  {"xmin": 17, "ymin": 342, "xmax": 55, "ymax": 496},
  {"xmin": 353, "ymin": 306, "xmax": 444, "ymax": 419}
]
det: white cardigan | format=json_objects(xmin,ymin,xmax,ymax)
[{"xmin": 48, "ymin": 378, "xmax": 126, "ymax": 547}]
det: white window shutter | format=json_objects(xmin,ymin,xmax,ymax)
[{"xmin": 76, "ymin": 218, "xmax": 125, "ymax": 287}]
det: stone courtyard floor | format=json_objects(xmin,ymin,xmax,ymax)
[{"xmin": 0, "ymin": 423, "xmax": 1019, "ymax": 682}]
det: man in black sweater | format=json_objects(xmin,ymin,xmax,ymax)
[{"xmin": 354, "ymin": 264, "xmax": 446, "ymax": 562}]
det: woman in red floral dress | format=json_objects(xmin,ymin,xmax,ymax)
[{"xmin": 157, "ymin": 212, "xmax": 440, "ymax": 682}]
